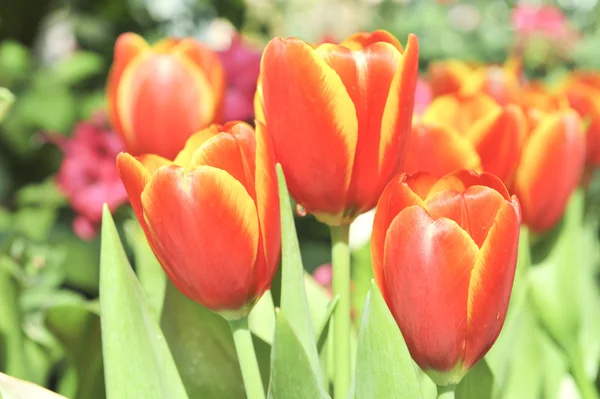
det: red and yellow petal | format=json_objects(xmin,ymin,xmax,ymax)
[
  {"xmin": 340, "ymin": 30, "xmax": 403, "ymax": 52},
  {"xmin": 423, "ymin": 93, "xmax": 499, "ymax": 134},
  {"xmin": 371, "ymin": 174, "xmax": 426, "ymax": 293},
  {"xmin": 260, "ymin": 37, "xmax": 358, "ymax": 219},
  {"xmin": 467, "ymin": 104, "xmax": 526, "ymax": 184},
  {"xmin": 427, "ymin": 170, "xmax": 511, "ymax": 202},
  {"xmin": 173, "ymin": 125, "xmax": 222, "ymax": 168},
  {"xmin": 117, "ymin": 53, "xmax": 213, "ymax": 159},
  {"xmin": 514, "ymin": 110, "xmax": 585, "ymax": 231},
  {"xmin": 464, "ymin": 198, "xmax": 520, "ymax": 367},
  {"xmin": 404, "ymin": 123, "xmax": 481, "ymax": 177},
  {"xmin": 383, "ymin": 206, "xmax": 477, "ymax": 371},
  {"xmin": 428, "ymin": 60, "xmax": 472, "ymax": 97},
  {"xmin": 140, "ymin": 165, "xmax": 260, "ymax": 311},
  {"xmin": 425, "ymin": 185, "xmax": 508, "ymax": 248},
  {"xmin": 116, "ymin": 152, "xmax": 154, "ymax": 230},
  {"xmin": 107, "ymin": 33, "xmax": 149, "ymax": 147},
  {"xmin": 252, "ymin": 121, "xmax": 281, "ymax": 294}
]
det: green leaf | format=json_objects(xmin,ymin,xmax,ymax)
[
  {"xmin": 316, "ymin": 296, "xmax": 338, "ymax": 354},
  {"xmin": 268, "ymin": 311, "xmax": 330, "ymax": 399},
  {"xmin": 52, "ymin": 51, "xmax": 104, "ymax": 86},
  {"xmin": 249, "ymin": 290, "xmax": 276, "ymax": 345},
  {"xmin": 0, "ymin": 372, "xmax": 67, "ymax": 399},
  {"xmin": 45, "ymin": 301, "xmax": 104, "ymax": 399},
  {"xmin": 355, "ymin": 281, "xmax": 422, "ymax": 399},
  {"xmin": 124, "ymin": 218, "xmax": 166, "ymax": 320},
  {"xmin": 276, "ymin": 166, "xmax": 323, "ymax": 378},
  {"xmin": 0, "ymin": 87, "xmax": 14, "ymax": 123},
  {"xmin": 99, "ymin": 206, "xmax": 189, "ymax": 399},
  {"xmin": 456, "ymin": 360, "xmax": 494, "ymax": 399},
  {"xmin": 161, "ymin": 280, "xmax": 263, "ymax": 398}
]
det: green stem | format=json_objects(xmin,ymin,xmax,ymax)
[
  {"xmin": 229, "ymin": 316, "xmax": 266, "ymax": 399},
  {"xmin": 568, "ymin": 344, "xmax": 600, "ymax": 399},
  {"xmin": 331, "ymin": 225, "xmax": 351, "ymax": 399},
  {"xmin": 437, "ymin": 384, "xmax": 456, "ymax": 399}
]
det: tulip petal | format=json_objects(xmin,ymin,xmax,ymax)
[
  {"xmin": 371, "ymin": 174, "xmax": 428, "ymax": 296},
  {"xmin": 423, "ymin": 94, "xmax": 499, "ymax": 134},
  {"xmin": 340, "ymin": 30, "xmax": 403, "ymax": 52},
  {"xmin": 514, "ymin": 110, "xmax": 585, "ymax": 231},
  {"xmin": 428, "ymin": 60, "xmax": 472, "ymax": 97},
  {"xmin": 116, "ymin": 152, "xmax": 158, "ymax": 230},
  {"xmin": 316, "ymin": 41, "xmax": 403, "ymax": 216},
  {"xmin": 427, "ymin": 170, "xmax": 511, "ymax": 202},
  {"xmin": 173, "ymin": 125, "xmax": 221, "ymax": 168},
  {"xmin": 383, "ymin": 206, "xmax": 477, "ymax": 371},
  {"xmin": 107, "ymin": 33, "xmax": 149, "ymax": 145},
  {"xmin": 404, "ymin": 123, "xmax": 481, "ymax": 177},
  {"xmin": 253, "ymin": 121, "xmax": 281, "ymax": 293},
  {"xmin": 465, "ymin": 199, "xmax": 520, "ymax": 367},
  {"xmin": 379, "ymin": 34, "xmax": 419, "ymax": 174},
  {"xmin": 118, "ymin": 52, "xmax": 215, "ymax": 159},
  {"xmin": 467, "ymin": 104, "xmax": 526, "ymax": 184},
  {"xmin": 141, "ymin": 165, "xmax": 259, "ymax": 310},
  {"xmin": 260, "ymin": 37, "xmax": 358, "ymax": 217},
  {"xmin": 425, "ymin": 185, "xmax": 507, "ymax": 248}
]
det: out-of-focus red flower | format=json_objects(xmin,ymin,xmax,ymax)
[
  {"xmin": 512, "ymin": 4, "xmax": 568, "ymax": 38},
  {"xmin": 54, "ymin": 112, "xmax": 127, "ymax": 240},
  {"xmin": 218, "ymin": 34, "xmax": 262, "ymax": 122}
]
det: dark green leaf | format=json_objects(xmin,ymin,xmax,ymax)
[
  {"xmin": 99, "ymin": 206, "xmax": 188, "ymax": 399},
  {"xmin": 355, "ymin": 281, "xmax": 422, "ymax": 399}
]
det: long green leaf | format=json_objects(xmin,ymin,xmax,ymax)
[
  {"xmin": 99, "ymin": 206, "xmax": 188, "ymax": 399},
  {"xmin": 355, "ymin": 281, "xmax": 422, "ymax": 399},
  {"xmin": 161, "ymin": 280, "xmax": 270, "ymax": 398},
  {"xmin": 0, "ymin": 373, "xmax": 66, "ymax": 399},
  {"xmin": 456, "ymin": 360, "xmax": 494, "ymax": 399},
  {"xmin": 268, "ymin": 311, "xmax": 329, "ymax": 399},
  {"xmin": 276, "ymin": 166, "xmax": 323, "ymax": 379}
]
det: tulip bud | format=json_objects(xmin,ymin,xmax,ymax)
[
  {"xmin": 371, "ymin": 170, "xmax": 521, "ymax": 385},
  {"xmin": 513, "ymin": 110, "xmax": 585, "ymax": 232},
  {"xmin": 116, "ymin": 122, "xmax": 280, "ymax": 319},
  {"xmin": 256, "ymin": 30, "xmax": 419, "ymax": 226},
  {"xmin": 108, "ymin": 33, "xmax": 225, "ymax": 160}
]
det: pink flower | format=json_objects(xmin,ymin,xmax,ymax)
[
  {"xmin": 415, "ymin": 78, "xmax": 433, "ymax": 116},
  {"xmin": 54, "ymin": 112, "xmax": 128, "ymax": 239},
  {"xmin": 218, "ymin": 34, "xmax": 262, "ymax": 122},
  {"xmin": 313, "ymin": 263, "xmax": 333, "ymax": 295},
  {"xmin": 512, "ymin": 4, "xmax": 573, "ymax": 39}
]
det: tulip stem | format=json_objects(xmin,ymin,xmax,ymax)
[
  {"xmin": 229, "ymin": 316, "xmax": 266, "ymax": 399},
  {"xmin": 330, "ymin": 224, "xmax": 351, "ymax": 399},
  {"xmin": 437, "ymin": 384, "xmax": 456, "ymax": 399},
  {"xmin": 568, "ymin": 343, "xmax": 600, "ymax": 399}
]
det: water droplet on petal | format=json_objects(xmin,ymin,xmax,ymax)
[
  {"xmin": 295, "ymin": 203, "xmax": 307, "ymax": 217},
  {"xmin": 496, "ymin": 312, "xmax": 500, "ymax": 320}
]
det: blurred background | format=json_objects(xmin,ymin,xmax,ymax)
[{"xmin": 0, "ymin": 1, "xmax": 599, "ymax": 395}]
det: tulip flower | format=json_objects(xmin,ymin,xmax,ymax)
[
  {"xmin": 256, "ymin": 30, "xmax": 419, "ymax": 226},
  {"xmin": 371, "ymin": 170, "xmax": 521, "ymax": 385},
  {"xmin": 559, "ymin": 72, "xmax": 600, "ymax": 166},
  {"xmin": 428, "ymin": 58, "xmax": 521, "ymax": 105},
  {"xmin": 513, "ymin": 109, "xmax": 585, "ymax": 232},
  {"xmin": 406, "ymin": 93, "xmax": 527, "ymax": 185},
  {"xmin": 116, "ymin": 121, "xmax": 280, "ymax": 317},
  {"xmin": 108, "ymin": 33, "xmax": 226, "ymax": 160}
]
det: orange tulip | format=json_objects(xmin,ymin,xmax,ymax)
[
  {"xmin": 255, "ymin": 30, "xmax": 419, "ymax": 226},
  {"xmin": 116, "ymin": 122, "xmax": 280, "ymax": 318},
  {"xmin": 406, "ymin": 93, "xmax": 527, "ymax": 185},
  {"xmin": 559, "ymin": 71, "xmax": 600, "ymax": 165},
  {"xmin": 371, "ymin": 170, "xmax": 521, "ymax": 385},
  {"xmin": 108, "ymin": 33, "xmax": 226, "ymax": 160},
  {"xmin": 513, "ymin": 109, "xmax": 585, "ymax": 232},
  {"xmin": 428, "ymin": 58, "xmax": 521, "ymax": 105}
]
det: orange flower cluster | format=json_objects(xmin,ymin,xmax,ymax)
[{"xmin": 408, "ymin": 59, "xmax": 589, "ymax": 232}]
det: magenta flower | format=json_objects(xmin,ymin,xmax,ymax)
[
  {"xmin": 54, "ymin": 112, "xmax": 128, "ymax": 240},
  {"xmin": 512, "ymin": 4, "xmax": 568, "ymax": 38},
  {"xmin": 414, "ymin": 78, "xmax": 433, "ymax": 116},
  {"xmin": 218, "ymin": 34, "xmax": 262, "ymax": 122}
]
